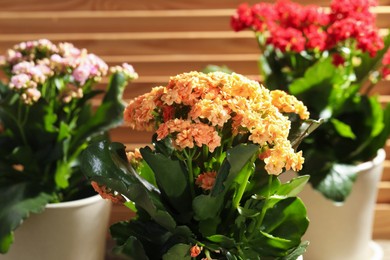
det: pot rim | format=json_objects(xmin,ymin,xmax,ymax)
[
  {"xmin": 46, "ymin": 193, "xmax": 103, "ymax": 209},
  {"xmin": 356, "ymin": 148, "xmax": 386, "ymax": 173}
]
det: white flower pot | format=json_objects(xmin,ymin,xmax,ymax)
[
  {"xmin": 299, "ymin": 149, "xmax": 386, "ymax": 260},
  {"xmin": 0, "ymin": 194, "xmax": 111, "ymax": 260}
]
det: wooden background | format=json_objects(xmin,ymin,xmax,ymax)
[{"xmin": 0, "ymin": 0, "xmax": 389, "ymax": 239}]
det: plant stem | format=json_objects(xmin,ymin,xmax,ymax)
[
  {"xmin": 16, "ymin": 101, "xmax": 28, "ymax": 145},
  {"xmin": 184, "ymin": 148, "xmax": 196, "ymax": 199},
  {"xmin": 232, "ymin": 162, "xmax": 252, "ymax": 210},
  {"xmin": 248, "ymin": 175, "xmax": 273, "ymax": 239}
]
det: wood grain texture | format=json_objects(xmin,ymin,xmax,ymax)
[{"xmin": 6, "ymin": 0, "xmax": 390, "ymax": 11}]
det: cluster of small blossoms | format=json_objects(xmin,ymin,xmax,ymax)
[
  {"xmin": 0, "ymin": 39, "xmax": 110, "ymax": 104},
  {"xmin": 231, "ymin": 0, "xmax": 384, "ymax": 57},
  {"xmin": 126, "ymin": 148, "xmax": 143, "ymax": 169},
  {"xmin": 124, "ymin": 71, "xmax": 309, "ymax": 176},
  {"xmin": 91, "ymin": 181, "xmax": 125, "ymax": 204},
  {"xmin": 110, "ymin": 63, "xmax": 139, "ymax": 81}
]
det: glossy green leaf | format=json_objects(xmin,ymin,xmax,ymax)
[
  {"xmin": 140, "ymin": 147, "xmax": 192, "ymax": 216},
  {"xmin": 315, "ymin": 163, "xmax": 358, "ymax": 202},
  {"xmin": 289, "ymin": 58, "xmax": 337, "ymax": 95},
  {"xmin": 277, "ymin": 175, "xmax": 310, "ymax": 197},
  {"xmin": 0, "ymin": 181, "xmax": 53, "ymax": 253},
  {"xmin": 279, "ymin": 241, "xmax": 309, "ymax": 260},
  {"xmin": 193, "ymin": 195, "xmax": 224, "ymax": 221},
  {"xmin": 207, "ymin": 234, "xmax": 236, "ymax": 248},
  {"xmin": 70, "ymin": 72, "xmax": 128, "ymax": 149},
  {"xmin": 112, "ymin": 236, "xmax": 149, "ymax": 260},
  {"xmin": 81, "ymin": 140, "xmax": 177, "ymax": 231},
  {"xmin": 162, "ymin": 244, "xmax": 191, "ymax": 260},
  {"xmin": 261, "ymin": 197, "xmax": 309, "ymax": 242},
  {"xmin": 330, "ymin": 118, "xmax": 356, "ymax": 139}
]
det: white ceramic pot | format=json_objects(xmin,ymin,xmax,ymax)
[
  {"xmin": 299, "ymin": 149, "xmax": 386, "ymax": 260},
  {"xmin": 0, "ymin": 194, "xmax": 111, "ymax": 260}
]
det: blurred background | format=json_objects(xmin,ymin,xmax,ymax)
[{"xmin": 0, "ymin": 0, "xmax": 389, "ymax": 250}]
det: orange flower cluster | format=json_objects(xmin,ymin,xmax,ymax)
[{"xmin": 124, "ymin": 71, "xmax": 309, "ymax": 175}]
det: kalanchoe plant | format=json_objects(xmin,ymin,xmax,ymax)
[
  {"xmin": 231, "ymin": 0, "xmax": 390, "ymax": 202},
  {"xmin": 0, "ymin": 39, "xmax": 138, "ymax": 253},
  {"xmin": 82, "ymin": 71, "xmax": 320, "ymax": 259}
]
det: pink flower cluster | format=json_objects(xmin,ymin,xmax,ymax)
[
  {"xmin": 231, "ymin": 0, "xmax": 383, "ymax": 56},
  {"xmin": 0, "ymin": 39, "xmax": 109, "ymax": 104}
]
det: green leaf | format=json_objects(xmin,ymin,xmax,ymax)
[
  {"xmin": 315, "ymin": 163, "xmax": 359, "ymax": 202},
  {"xmin": 140, "ymin": 147, "xmax": 192, "ymax": 218},
  {"xmin": 261, "ymin": 197, "xmax": 308, "ymax": 243},
  {"xmin": 54, "ymin": 161, "xmax": 72, "ymax": 189},
  {"xmin": 211, "ymin": 144, "xmax": 259, "ymax": 196},
  {"xmin": 206, "ymin": 234, "xmax": 236, "ymax": 248},
  {"xmin": 81, "ymin": 140, "xmax": 177, "ymax": 231},
  {"xmin": 279, "ymin": 241, "xmax": 309, "ymax": 260},
  {"xmin": 248, "ymin": 231, "xmax": 297, "ymax": 257},
  {"xmin": 112, "ymin": 236, "xmax": 149, "ymax": 260},
  {"xmin": 330, "ymin": 118, "xmax": 356, "ymax": 139},
  {"xmin": 162, "ymin": 243, "xmax": 191, "ymax": 260},
  {"xmin": 0, "ymin": 181, "xmax": 53, "ymax": 253},
  {"xmin": 289, "ymin": 58, "xmax": 337, "ymax": 95},
  {"xmin": 365, "ymin": 103, "xmax": 390, "ymax": 157},
  {"xmin": 70, "ymin": 72, "xmax": 128, "ymax": 151},
  {"xmin": 277, "ymin": 175, "xmax": 310, "ymax": 197},
  {"xmin": 192, "ymin": 195, "xmax": 223, "ymax": 221},
  {"xmin": 368, "ymin": 95, "xmax": 384, "ymax": 138}
]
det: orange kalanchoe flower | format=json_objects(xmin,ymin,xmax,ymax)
[
  {"xmin": 91, "ymin": 181, "xmax": 125, "ymax": 204},
  {"xmin": 123, "ymin": 71, "xmax": 309, "ymax": 176},
  {"xmin": 190, "ymin": 244, "xmax": 203, "ymax": 257},
  {"xmin": 196, "ymin": 171, "xmax": 217, "ymax": 191}
]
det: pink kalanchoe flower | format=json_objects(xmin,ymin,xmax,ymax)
[
  {"xmin": 12, "ymin": 61, "xmax": 35, "ymax": 75},
  {"xmin": 72, "ymin": 64, "xmax": 92, "ymax": 85},
  {"xmin": 10, "ymin": 74, "xmax": 31, "ymax": 89}
]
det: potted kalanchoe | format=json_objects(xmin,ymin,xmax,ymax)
[
  {"xmin": 231, "ymin": 0, "xmax": 390, "ymax": 259},
  {"xmin": 81, "ymin": 71, "xmax": 320, "ymax": 259},
  {"xmin": 231, "ymin": 0, "xmax": 390, "ymax": 203},
  {"xmin": 0, "ymin": 39, "xmax": 138, "ymax": 254}
]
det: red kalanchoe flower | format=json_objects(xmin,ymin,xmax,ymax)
[
  {"xmin": 268, "ymin": 27, "xmax": 306, "ymax": 52},
  {"xmin": 251, "ymin": 2, "xmax": 277, "ymax": 32},
  {"xmin": 332, "ymin": 53, "xmax": 346, "ymax": 67},
  {"xmin": 274, "ymin": 0, "xmax": 305, "ymax": 28},
  {"xmin": 231, "ymin": 3, "xmax": 253, "ymax": 32},
  {"xmin": 304, "ymin": 25, "xmax": 327, "ymax": 51},
  {"xmin": 329, "ymin": 0, "xmax": 377, "ymax": 23}
]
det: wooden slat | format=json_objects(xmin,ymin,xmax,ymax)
[
  {"xmin": 373, "ymin": 204, "xmax": 390, "ymax": 239},
  {"xmin": 377, "ymin": 182, "xmax": 390, "ymax": 203},
  {"xmin": 0, "ymin": 9, "xmax": 389, "ymax": 34},
  {"xmin": 0, "ymin": 34, "xmax": 258, "ymax": 56},
  {"xmin": 5, "ymin": 0, "xmax": 389, "ymax": 11}
]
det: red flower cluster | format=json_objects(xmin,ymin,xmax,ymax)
[
  {"xmin": 231, "ymin": 0, "xmax": 383, "ymax": 56},
  {"xmin": 382, "ymin": 51, "xmax": 390, "ymax": 79}
]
